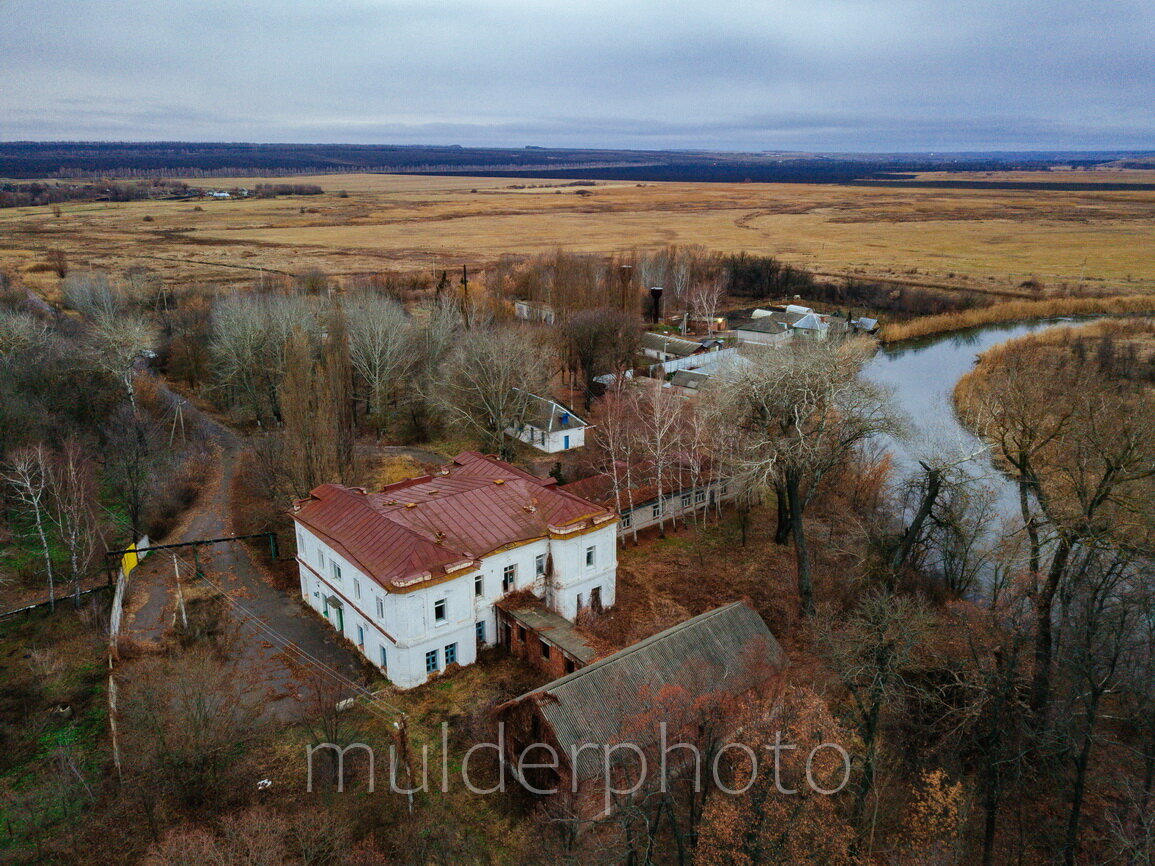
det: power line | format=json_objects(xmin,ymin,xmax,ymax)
[{"xmin": 170, "ymin": 551, "xmax": 407, "ymax": 721}]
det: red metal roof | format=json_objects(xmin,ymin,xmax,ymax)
[{"xmin": 291, "ymin": 452, "xmax": 613, "ymax": 592}]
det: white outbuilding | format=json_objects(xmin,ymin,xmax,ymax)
[{"xmin": 506, "ymin": 392, "xmax": 588, "ymax": 453}]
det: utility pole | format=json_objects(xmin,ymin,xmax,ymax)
[{"xmin": 172, "ymin": 554, "xmax": 188, "ymax": 631}]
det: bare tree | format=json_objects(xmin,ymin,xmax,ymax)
[
  {"xmin": 817, "ymin": 589, "xmax": 934, "ymax": 841},
  {"xmin": 279, "ymin": 327, "xmax": 343, "ymax": 498},
  {"xmin": 101, "ymin": 404, "xmax": 165, "ymax": 541},
  {"xmin": 686, "ymin": 277, "xmax": 725, "ymax": 335},
  {"xmin": 345, "ymin": 291, "xmax": 411, "ymax": 423},
  {"xmin": 431, "ymin": 326, "xmax": 550, "ymax": 459},
  {"xmin": 324, "ymin": 305, "xmax": 355, "ymax": 476},
  {"xmin": 1055, "ymin": 550, "xmax": 1141, "ymax": 865},
  {"xmin": 86, "ymin": 313, "xmax": 156, "ymax": 411},
  {"xmin": 560, "ymin": 307, "xmax": 640, "ymax": 410},
  {"xmin": 957, "ymin": 339, "xmax": 1155, "ymax": 719},
  {"xmin": 591, "ymin": 389, "xmax": 645, "ymax": 545},
  {"xmin": 210, "ymin": 292, "xmax": 314, "ymax": 425},
  {"xmin": 3, "ymin": 444, "xmax": 56, "ymax": 607},
  {"xmin": 669, "ymin": 248, "xmax": 694, "ymax": 303},
  {"xmin": 711, "ymin": 338, "xmax": 902, "ymax": 614},
  {"xmin": 637, "ymin": 378, "xmax": 688, "ymax": 538},
  {"xmin": 49, "ymin": 439, "xmax": 101, "ymax": 604},
  {"xmin": 0, "ymin": 309, "xmax": 51, "ymax": 363},
  {"xmin": 123, "ymin": 650, "xmax": 259, "ymax": 808},
  {"xmin": 62, "ymin": 272, "xmax": 119, "ymax": 322}
]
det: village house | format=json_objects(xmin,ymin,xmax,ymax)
[
  {"xmin": 639, "ymin": 332, "xmax": 714, "ymax": 363},
  {"xmin": 513, "ymin": 299, "xmax": 556, "ymax": 325},
  {"xmin": 506, "ymin": 391, "xmax": 589, "ymax": 453},
  {"xmin": 732, "ymin": 304, "xmax": 834, "ymax": 345},
  {"xmin": 495, "ymin": 602, "xmax": 785, "ymax": 820},
  {"xmin": 562, "ymin": 454, "xmax": 735, "ymax": 538},
  {"xmin": 290, "ymin": 452, "xmax": 617, "ymax": 689}
]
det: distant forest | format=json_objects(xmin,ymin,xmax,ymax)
[{"xmin": 2, "ymin": 141, "xmax": 1153, "ymax": 187}]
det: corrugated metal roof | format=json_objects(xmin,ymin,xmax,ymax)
[
  {"xmin": 669, "ymin": 370, "xmax": 710, "ymax": 390},
  {"xmin": 291, "ymin": 452, "xmax": 613, "ymax": 591},
  {"xmin": 503, "ymin": 602, "xmax": 785, "ymax": 782},
  {"xmin": 640, "ymin": 332, "xmax": 705, "ymax": 357}
]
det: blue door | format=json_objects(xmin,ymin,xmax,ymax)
[{"xmin": 563, "ymin": 435, "xmax": 570, "ymax": 449}]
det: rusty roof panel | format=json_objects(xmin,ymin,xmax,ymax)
[
  {"xmin": 502, "ymin": 602, "xmax": 785, "ymax": 783},
  {"xmin": 291, "ymin": 453, "xmax": 611, "ymax": 590}
]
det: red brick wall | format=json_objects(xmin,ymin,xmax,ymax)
[{"xmin": 498, "ymin": 611, "xmax": 582, "ymax": 679}]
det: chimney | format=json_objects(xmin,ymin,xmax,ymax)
[{"xmin": 649, "ymin": 286, "xmax": 664, "ymax": 324}]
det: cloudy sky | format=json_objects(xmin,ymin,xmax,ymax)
[{"xmin": 2, "ymin": 0, "xmax": 1152, "ymax": 151}]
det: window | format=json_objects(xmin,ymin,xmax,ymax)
[
  {"xmin": 518, "ymin": 625, "xmax": 527, "ymax": 642},
  {"xmin": 379, "ymin": 646, "xmax": 388, "ymax": 669},
  {"xmin": 375, "ymin": 596, "xmax": 385, "ymax": 619},
  {"xmin": 356, "ymin": 624, "xmax": 365, "ymax": 647},
  {"xmin": 565, "ymin": 658, "xmax": 576, "ymax": 674},
  {"xmin": 476, "ymin": 621, "xmax": 486, "ymax": 644},
  {"xmin": 576, "ymin": 592, "xmax": 583, "ymax": 612},
  {"xmin": 720, "ymin": 483, "xmax": 729, "ymax": 496},
  {"xmin": 681, "ymin": 492, "xmax": 692, "ymax": 508},
  {"xmin": 474, "ymin": 574, "xmax": 484, "ymax": 596},
  {"xmin": 330, "ymin": 559, "xmax": 342, "ymax": 583},
  {"xmin": 652, "ymin": 503, "xmax": 661, "ymax": 518},
  {"xmin": 434, "ymin": 599, "xmax": 447, "ymax": 622},
  {"xmin": 622, "ymin": 513, "xmax": 632, "ymax": 528},
  {"xmin": 503, "ymin": 564, "xmax": 516, "ymax": 592},
  {"xmin": 539, "ymin": 639, "xmax": 551, "ymax": 659},
  {"xmin": 297, "ymin": 531, "xmax": 307, "ymax": 558},
  {"xmin": 445, "ymin": 643, "xmax": 458, "ymax": 666},
  {"xmin": 535, "ymin": 554, "xmax": 546, "ymax": 576},
  {"xmin": 425, "ymin": 650, "xmax": 439, "ymax": 673},
  {"xmin": 585, "ymin": 546, "xmax": 596, "ymax": 568},
  {"xmin": 695, "ymin": 489, "xmax": 706, "ymax": 504},
  {"xmin": 353, "ymin": 579, "xmax": 361, "ymax": 600}
]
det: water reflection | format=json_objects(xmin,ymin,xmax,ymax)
[{"xmin": 864, "ymin": 318, "xmax": 1088, "ymax": 515}]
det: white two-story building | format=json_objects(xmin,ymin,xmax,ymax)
[{"xmin": 290, "ymin": 451, "xmax": 618, "ymax": 689}]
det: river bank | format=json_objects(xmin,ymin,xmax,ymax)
[{"xmin": 877, "ymin": 294, "xmax": 1155, "ymax": 343}]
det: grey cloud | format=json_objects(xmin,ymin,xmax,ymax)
[{"xmin": 1, "ymin": 0, "xmax": 1152, "ymax": 150}]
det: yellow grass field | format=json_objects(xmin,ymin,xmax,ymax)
[{"xmin": 2, "ymin": 170, "xmax": 1154, "ymax": 298}]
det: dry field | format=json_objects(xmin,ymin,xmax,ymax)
[{"xmin": 2, "ymin": 169, "xmax": 1155, "ymax": 298}]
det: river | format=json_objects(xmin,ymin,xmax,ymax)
[{"xmin": 863, "ymin": 317, "xmax": 1090, "ymax": 516}]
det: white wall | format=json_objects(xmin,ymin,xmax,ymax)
[
  {"xmin": 292, "ymin": 520, "xmax": 616, "ymax": 689},
  {"xmin": 508, "ymin": 423, "xmax": 587, "ymax": 453},
  {"xmin": 733, "ymin": 328, "xmax": 791, "ymax": 347},
  {"xmin": 544, "ymin": 525, "xmax": 618, "ymax": 618}
]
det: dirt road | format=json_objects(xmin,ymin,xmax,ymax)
[{"xmin": 122, "ymin": 394, "xmax": 364, "ymax": 723}]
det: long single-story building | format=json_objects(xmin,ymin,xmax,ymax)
[
  {"xmin": 495, "ymin": 602, "xmax": 785, "ymax": 819},
  {"xmin": 562, "ymin": 455, "xmax": 735, "ymax": 537}
]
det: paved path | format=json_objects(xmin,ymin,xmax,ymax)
[{"xmin": 122, "ymin": 391, "xmax": 364, "ymax": 723}]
